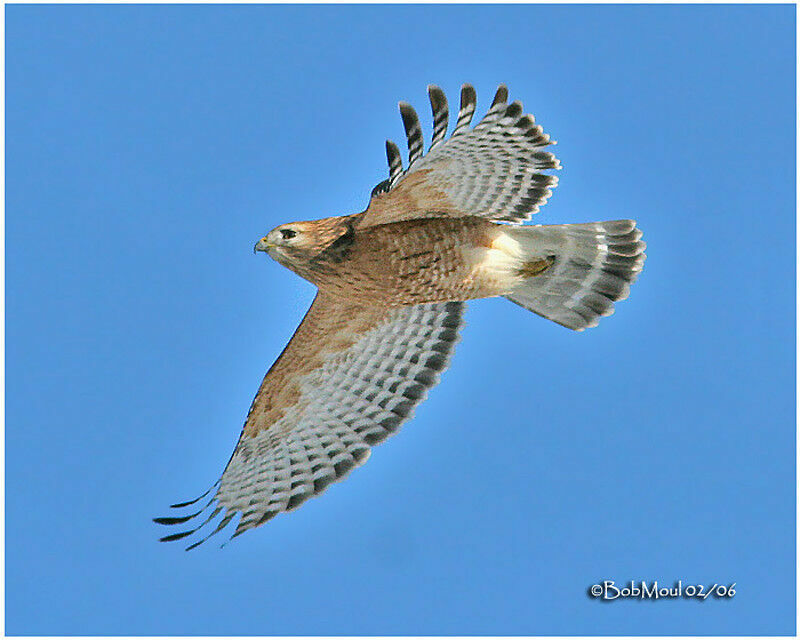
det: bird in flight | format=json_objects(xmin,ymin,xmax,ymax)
[{"xmin": 155, "ymin": 84, "xmax": 646, "ymax": 549}]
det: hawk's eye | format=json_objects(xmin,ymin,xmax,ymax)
[{"xmin": 280, "ymin": 229, "xmax": 297, "ymax": 241}]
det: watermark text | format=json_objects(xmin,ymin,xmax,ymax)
[{"xmin": 588, "ymin": 580, "xmax": 736, "ymax": 601}]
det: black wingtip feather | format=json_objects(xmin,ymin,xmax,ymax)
[
  {"xmin": 453, "ymin": 84, "xmax": 477, "ymax": 135},
  {"xmin": 427, "ymin": 85, "xmax": 449, "ymax": 147},
  {"xmin": 398, "ymin": 102, "xmax": 424, "ymax": 165},
  {"xmin": 153, "ymin": 512, "xmax": 201, "ymax": 525},
  {"xmin": 492, "ymin": 84, "xmax": 509, "ymax": 107},
  {"xmin": 159, "ymin": 530, "xmax": 196, "ymax": 543},
  {"xmin": 169, "ymin": 487, "xmax": 213, "ymax": 509},
  {"xmin": 504, "ymin": 101, "xmax": 523, "ymax": 120},
  {"xmin": 385, "ymin": 139, "xmax": 403, "ymax": 183}
]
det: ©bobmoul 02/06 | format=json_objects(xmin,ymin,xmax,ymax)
[{"xmin": 154, "ymin": 84, "xmax": 647, "ymax": 550}]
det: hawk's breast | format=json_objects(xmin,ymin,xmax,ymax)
[{"xmin": 313, "ymin": 217, "xmax": 517, "ymax": 305}]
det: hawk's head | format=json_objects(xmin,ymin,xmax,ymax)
[{"xmin": 254, "ymin": 217, "xmax": 354, "ymax": 271}]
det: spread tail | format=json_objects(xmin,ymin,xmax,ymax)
[{"xmin": 504, "ymin": 220, "xmax": 646, "ymax": 330}]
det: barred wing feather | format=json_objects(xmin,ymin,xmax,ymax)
[
  {"xmin": 361, "ymin": 84, "xmax": 561, "ymax": 227},
  {"xmin": 155, "ymin": 295, "xmax": 464, "ymax": 549}
]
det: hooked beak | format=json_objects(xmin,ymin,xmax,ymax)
[{"xmin": 253, "ymin": 236, "xmax": 272, "ymax": 254}]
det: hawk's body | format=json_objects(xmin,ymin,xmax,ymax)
[
  {"xmin": 288, "ymin": 216, "xmax": 513, "ymax": 305},
  {"xmin": 156, "ymin": 84, "xmax": 646, "ymax": 549}
]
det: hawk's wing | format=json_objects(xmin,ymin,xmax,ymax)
[
  {"xmin": 155, "ymin": 295, "xmax": 464, "ymax": 549},
  {"xmin": 359, "ymin": 84, "xmax": 561, "ymax": 228}
]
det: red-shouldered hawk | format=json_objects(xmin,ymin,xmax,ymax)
[{"xmin": 155, "ymin": 84, "xmax": 646, "ymax": 549}]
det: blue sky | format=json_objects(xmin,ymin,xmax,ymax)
[{"xmin": 6, "ymin": 4, "xmax": 795, "ymax": 635}]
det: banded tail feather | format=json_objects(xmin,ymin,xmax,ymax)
[{"xmin": 502, "ymin": 220, "xmax": 646, "ymax": 331}]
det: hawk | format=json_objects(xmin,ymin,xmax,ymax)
[{"xmin": 155, "ymin": 84, "xmax": 646, "ymax": 549}]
